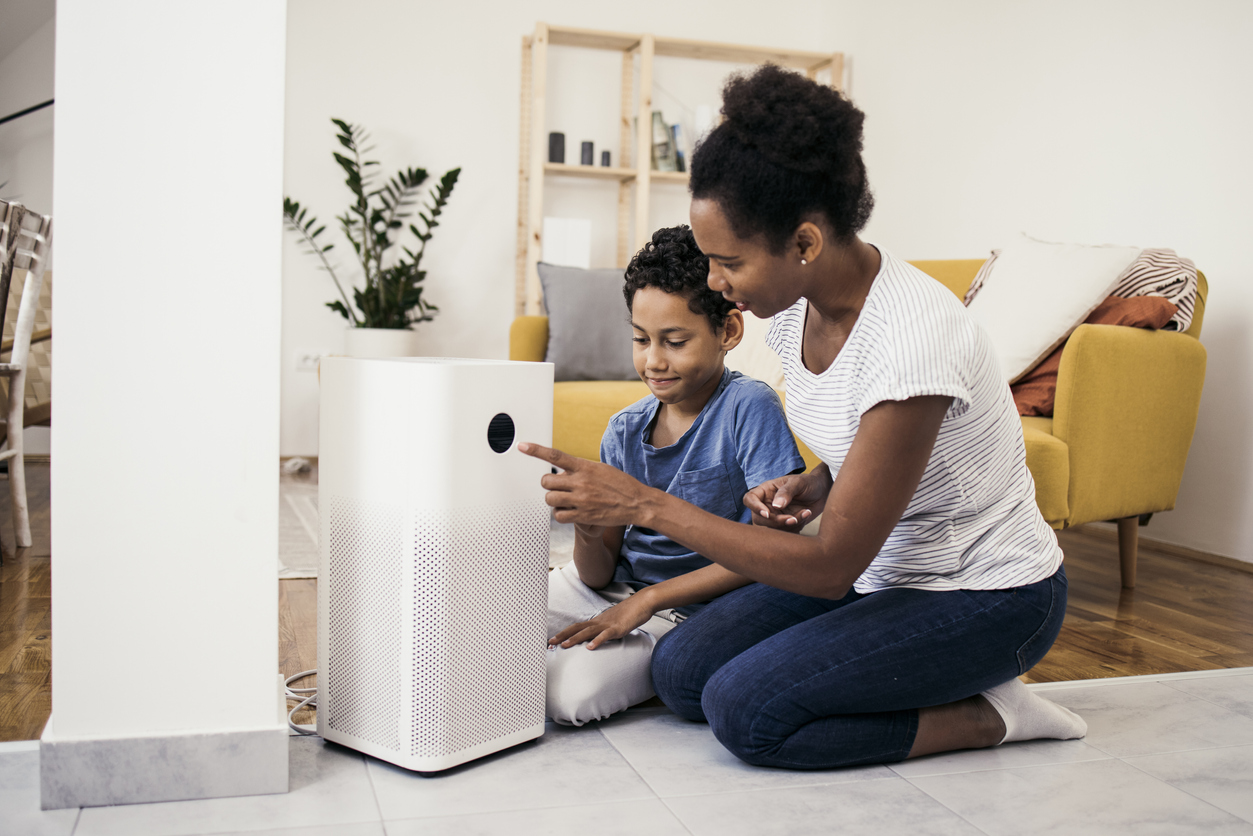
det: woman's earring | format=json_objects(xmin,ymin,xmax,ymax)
[{"xmin": 800, "ymin": 259, "xmax": 808, "ymax": 266}]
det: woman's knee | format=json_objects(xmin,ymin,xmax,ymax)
[
  {"xmin": 650, "ymin": 627, "xmax": 707, "ymax": 721},
  {"xmin": 700, "ymin": 662, "xmax": 774, "ymax": 762}
]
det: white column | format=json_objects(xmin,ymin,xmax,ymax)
[{"xmin": 42, "ymin": 0, "xmax": 288, "ymax": 809}]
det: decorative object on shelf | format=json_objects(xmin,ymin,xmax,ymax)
[
  {"xmin": 580, "ymin": 141, "xmax": 594, "ymax": 165},
  {"xmin": 283, "ymin": 118, "xmax": 460, "ymax": 334},
  {"xmin": 651, "ymin": 111, "xmax": 677, "ymax": 172},
  {"xmin": 600, "ymin": 150, "xmax": 611, "ymax": 167},
  {"xmin": 548, "ymin": 132, "xmax": 565, "ymax": 163},
  {"xmin": 672, "ymin": 124, "xmax": 686, "ymax": 173},
  {"xmin": 516, "ymin": 23, "xmax": 843, "ymax": 315},
  {"xmin": 541, "ymin": 217, "xmax": 591, "ymax": 270}
]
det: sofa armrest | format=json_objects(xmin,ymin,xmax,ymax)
[
  {"xmin": 1053, "ymin": 323, "xmax": 1207, "ymax": 525},
  {"xmin": 510, "ymin": 316, "xmax": 549, "ymax": 362}
]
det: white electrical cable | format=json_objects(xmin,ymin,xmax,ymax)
[{"xmin": 285, "ymin": 670, "xmax": 319, "ymax": 736}]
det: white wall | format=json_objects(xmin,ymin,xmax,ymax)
[
  {"xmin": 51, "ymin": 0, "xmax": 286, "ymax": 738},
  {"xmin": 280, "ymin": 0, "xmax": 841, "ymax": 456},
  {"xmin": 0, "ymin": 15, "xmax": 55, "ymax": 456},
  {"xmin": 0, "ymin": 15, "xmax": 54, "ymax": 215},
  {"xmin": 835, "ymin": 0, "xmax": 1253, "ymax": 562}
]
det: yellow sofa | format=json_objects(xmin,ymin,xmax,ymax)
[{"xmin": 511, "ymin": 259, "xmax": 1208, "ymax": 587}]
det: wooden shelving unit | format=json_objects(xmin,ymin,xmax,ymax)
[{"xmin": 515, "ymin": 23, "xmax": 843, "ymax": 316}]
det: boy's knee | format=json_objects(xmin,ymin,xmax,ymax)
[
  {"xmin": 546, "ymin": 634, "xmax": 656, "ymax": 726},
  {"xmin": 546, "ymin": 671, "xmax": 602, "ymax": 727}
]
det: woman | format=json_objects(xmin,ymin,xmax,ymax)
[{"xmin": 520, "ymin": 64, "xmax": 1085, "ymax": 769}]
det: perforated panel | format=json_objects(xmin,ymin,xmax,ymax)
[
  {"xmin": 411, "ymin": 500, "xmax": 549, "ymax": 759},
  {"xmin": 326, "ymin": 495, "xmax": 402, "ymax": 751}
]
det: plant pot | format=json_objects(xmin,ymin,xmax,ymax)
[{"xmin": 343, "ymin": 327, "xmax": 423, "ymax": 358}]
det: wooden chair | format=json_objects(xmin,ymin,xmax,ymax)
[{"xmin": 0, "ymin": 200, "xmax": 52, "ymax": 549}]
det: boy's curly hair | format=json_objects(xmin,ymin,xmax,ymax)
[
  {"xmin": 690, "ymin": 63, "xmax": 873, "ymax": 253},
  {"xmin": 623, "ymin": 225, "xmax": 734, "ymax": 331}
]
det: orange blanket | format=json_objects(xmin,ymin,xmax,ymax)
[{"xmin": 1012, "ymin": 296, "xmax": 1178, "ymax": 417}]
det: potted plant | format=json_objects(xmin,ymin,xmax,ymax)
[{"xmin": 284, "ymin": 118, "xmax": 460, "ymax": 357}]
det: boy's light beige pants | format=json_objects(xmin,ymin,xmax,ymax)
[{"xmin": 546, "ymin": 561, "xmax": 680, "ymax": 726}]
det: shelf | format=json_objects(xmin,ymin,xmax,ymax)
[
  {"xmin": 544, "ymin": 162, "xmax": 636, "ymax": 182},
  {"xmin": 548, "ymin": 26, "xmax": 640, "ymax": 52},
  {"xmin": 543, "ymin": 163, "xmax": 689, "ymax": 185},
  {"xmin": 519, "ymin": 23, "xmax": 842, "ymax": 316},
  {"xmin": 655, "ymin": 37, "xmax": 835, "ymax": 71},
  {"xmin": 546, "ymin": 24, "xmax": 836, "ymax": 71}
]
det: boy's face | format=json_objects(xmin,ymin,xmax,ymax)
[{"xmin": 630, "ymin": 286, "xmax": 741, "ymax": 408}]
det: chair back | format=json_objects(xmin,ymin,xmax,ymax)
[{"xmin": 0, "ymin": 201, "xmax": 53, "ymax": 411}]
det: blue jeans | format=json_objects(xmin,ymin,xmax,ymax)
[{"xmin": 651, "ymin": 566, "xmax": 1067, "ymax": 769}]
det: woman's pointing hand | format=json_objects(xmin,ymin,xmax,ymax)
[{"xmin": 518, "ymin": 442, "xmax": 659, "ymax": 527}]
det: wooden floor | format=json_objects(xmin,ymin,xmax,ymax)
[
  {"xmin": 0, "ymin": 462, "xmax": 51, "ymax": 742},
  {"xmin": 4, "ymin": 460, "xmax": 1253, "ymax": 740},
  {"xmin": 1028, "ymin": 527, "xmax": 1253, "ymax": 681}
]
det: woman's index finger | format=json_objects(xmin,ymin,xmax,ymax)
[{"xmin": 518, "ymin": 442, "xmax": 580, "ymax": 471}]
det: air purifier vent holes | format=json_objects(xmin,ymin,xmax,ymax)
[
  {"xmin": 326, "ymin": 495, "xmax": 402, "ymax": 752},
  {"xmin": 410, "ymin": 501, "xmax": 549, "ymax": 758}
]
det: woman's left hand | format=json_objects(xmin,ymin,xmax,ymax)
[
  {"xmin": 549, "ymin": 593, "xmax": 656, "ymax": 650},
  {"xmin": 519, "ymin": 443, "xmax": 656, "ymax": 527}
]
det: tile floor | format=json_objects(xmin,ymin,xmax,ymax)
[{"xmin": 4, "ymin": 669, "xmax": 1252, "ymax": 836}]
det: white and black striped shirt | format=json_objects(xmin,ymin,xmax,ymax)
[{"xmin": 767, "ymin": 248, "xmax": 1063, "ymax": 593}]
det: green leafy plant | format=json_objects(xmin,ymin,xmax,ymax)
[{"xmin": 284, "ymin": 118, "xmax": 460, "ymax": 329}]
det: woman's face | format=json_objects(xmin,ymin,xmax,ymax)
[{"xmin": 690, "ymin": 198, "xmax": 801, "ymax": 319}]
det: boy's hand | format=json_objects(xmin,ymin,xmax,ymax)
[
  {"xmin": 549, "ymin": 594, "xmax": 655, "ymax": 651},
  {"xmin": 745, "ymin": 471, "xmax": 830, "ymax": 530}
]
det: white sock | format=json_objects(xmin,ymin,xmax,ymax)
[{"xmin": 981, "ymin": 678, "xmax": 1087, "ymax": 744}]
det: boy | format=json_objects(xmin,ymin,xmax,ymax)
[{"xmin": 544, "ymin": 224, "xmax": 805, "ymax": 726}]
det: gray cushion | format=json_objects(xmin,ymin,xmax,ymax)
[{"xmin": 538, "ymin": 262, "xmax": 637, "ymax": 382}]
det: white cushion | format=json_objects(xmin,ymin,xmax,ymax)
[
  {"xmin": 725, "ymin": 311, "xmax": 784, "ymax": 390},
  {"xmin": 965, "ymin": 234, "xmax": 1141, "ymax": 383}
]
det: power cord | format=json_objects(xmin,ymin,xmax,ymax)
[{"xmin": 285, "ymin": 670, "xmax": 319, "ymax": 736}]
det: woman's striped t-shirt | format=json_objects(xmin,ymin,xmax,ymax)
[{"xmin": 766, "ymin": 247, "xmax": 1063, "ymax": 593}]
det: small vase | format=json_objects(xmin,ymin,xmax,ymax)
[{"xmin": 343, "ymin": 327, "xmax": 423, "ymax": 358}]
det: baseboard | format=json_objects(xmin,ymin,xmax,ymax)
[
  {"xmin": 1072, "ymin": 523, "xmax": 1253, "ymax": 575},
  {"xmin": 40, "ymin": 717, "xmax": 288, "ymax": 810},
  {"xmin": 1028, "ymin": 665, "xmax": 1253, "ymax": 691},
  {"xmin": 24, "ymin": 454, "xmax": 49, "ymax": 463}
]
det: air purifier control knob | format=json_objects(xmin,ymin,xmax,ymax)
[{"xmin": 487, "ymin": 412, "xmax": 515, "ymax": 453}]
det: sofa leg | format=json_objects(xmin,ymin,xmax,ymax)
[{"xmin": 1117, "ymin": 517, "xmax": 1138, "ymax": 589}]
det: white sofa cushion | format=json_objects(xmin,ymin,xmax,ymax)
[{"xmin": 965, "ymin": 234, "xmax": 1141, "ymax": 383}]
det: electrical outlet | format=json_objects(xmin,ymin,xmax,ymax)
[{"xmin": 295, "ymin": 350, "xmax": 323, "ymax": 372}]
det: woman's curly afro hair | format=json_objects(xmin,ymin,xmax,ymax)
[
  {"xmin": 623, "ymin": 225, "xmax": 734, "ymax": 331},
  {"xmin": 690, "ymin": 63, "xmax": 873, "ymax": 253}
]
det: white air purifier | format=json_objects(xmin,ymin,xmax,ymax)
[{"xmin": 317, "ymin": 357, "xmax": 554, "ymax": 772}]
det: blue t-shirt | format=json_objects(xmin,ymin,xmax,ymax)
[{"xmin": 600, "ymin": 369, "xmax": 805, "ymax": 607}]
